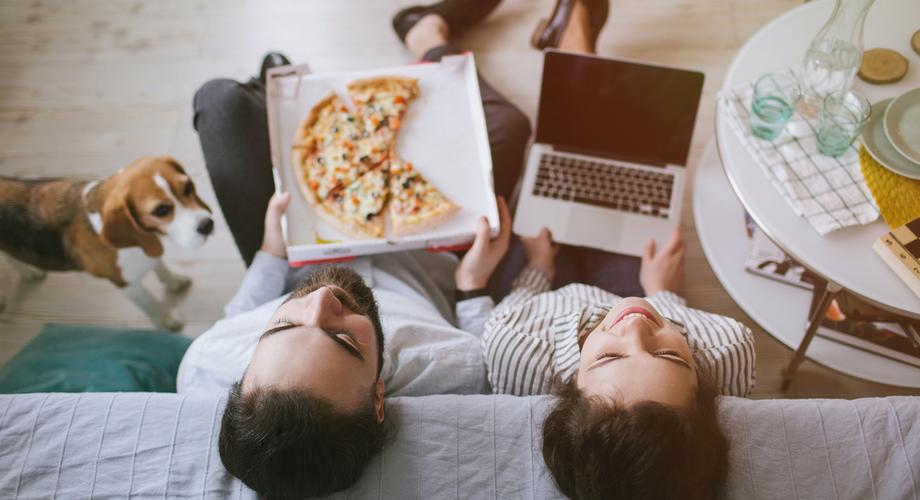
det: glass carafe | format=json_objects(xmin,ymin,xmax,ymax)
[{"xmin": 799, "ymin": 0, "xmax": 875, "ymax": 116}]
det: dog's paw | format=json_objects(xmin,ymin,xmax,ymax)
[
  {"xmin": 159, "ymin": 310, "xmax": 185, "ymax": 331},
  {"xmin": 165, "ymin": 274, "xmax": 192, "ymax": 294}
]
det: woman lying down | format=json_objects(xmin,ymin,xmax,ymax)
[{"xmin": 482, "ymin": 228, "xmax": 755, "ymax": 500}]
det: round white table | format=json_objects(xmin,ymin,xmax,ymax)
[{"xmin": 704, "ymin": 0, "xmax": 920, "ymax": 388}]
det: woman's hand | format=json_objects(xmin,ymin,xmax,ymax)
[
  {"xmin": 260, "ymin": 192, "xmax": 291, "ymax": 258},
  {"xmin": 455, "ymin": 197, "xmax": 511, "ymax": 291},
  {"xmin": 639, "ymin": 228, "xmax": 685, "ymax": 296},
  {"xmin": 520, "ymin": 228, "xmax": 560, "ymax": 283}
]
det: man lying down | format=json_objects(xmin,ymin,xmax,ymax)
[{"xmin": 176, "ymin": 193, "xmax": 513, "ymax": 499}]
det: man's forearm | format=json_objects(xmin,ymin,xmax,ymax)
[{"xmin": 223, "ymin": 251, "xmax": 289, "ymax": 318}]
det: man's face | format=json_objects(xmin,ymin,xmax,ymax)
[
  {"xmin": 242, "ymin": 267, "xmax": 385, "ymax": 420},
  {"xmin": 577, "ymin": 297, "xmax": 697, "ymax": 408}
]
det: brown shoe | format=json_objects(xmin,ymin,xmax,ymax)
[
  {"xmin": 393, "ymin": 0, "xmax": 502, "ymax": 43},
  {"xmin": 530, "ymin": 0, "xmax": 609, "ymax": 52}
]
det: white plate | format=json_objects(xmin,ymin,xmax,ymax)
[
  {"xmin": 883, "ymin": 88, "xmax": 920, "ymax": 165},
  {"xmin": 863, "ymin": 98, "xmax": 920, "ymax": 180}
]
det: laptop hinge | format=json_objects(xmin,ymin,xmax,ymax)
[{"xmin": 551, "ymin": 145, "xmax": 668, "ymax": 168}]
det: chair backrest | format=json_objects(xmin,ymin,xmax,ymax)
[{"xmin": 0, "ymin": 393, "xmax": 917, "ymax": 499}]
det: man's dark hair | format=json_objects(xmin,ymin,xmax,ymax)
[
  {"xmin": 219, "ymin": 384, "xmax": 385, "ymax": 498},
  {"xmin": 541, "ymin": 376, "xmax": 728, "ymax": 500},
  {"xmin": 219, "ymin": 265, "xmax": 387, "ymax": 499}
]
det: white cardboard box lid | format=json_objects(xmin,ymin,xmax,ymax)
[{"xmin": 266, "ymin": 54, "xmax": 497, "ymax": 264}]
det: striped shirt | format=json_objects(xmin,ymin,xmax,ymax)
[{"xmin": 482, "ymin": 267, "xmax": 756, "ymax": 397}]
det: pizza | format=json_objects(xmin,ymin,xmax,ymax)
[
  {"xmin": 292, "ymin": 93, "xmax": 371, "ymax": 201},
  {"xmin": 346, "ymin": 76, "xmax": 419, "ymax": 164},
  {"xmin": 314, "ymin": 163, "xmax": 390, "ymax": 239},
  {"xmin": 387, "ymin": 156, "xmax": 459, "ymax": 236},
  {"xmin": 292, "ymin": 76, "xmax": 458, "ymax": 240}
]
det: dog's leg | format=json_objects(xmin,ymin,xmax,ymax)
[
  {"xmin": 153, "ymin": 260, "xmax": 192, "ymax": 293},
  {"xmin": 123, "ymin": 282, "xmax": 184, "ymax": 331},
  {"xmin": 8, "ymin": 257, "xmax": 47, "ymax": 282}
]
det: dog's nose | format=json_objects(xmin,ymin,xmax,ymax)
[{"xmin": 197, "ymin": 218, "xmax": 214, "ymax": 236}]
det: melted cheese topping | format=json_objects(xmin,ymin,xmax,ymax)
[
  {"xmin": 389, "ymin": 160, "xmax": 445, "ymax": 216},
  {"xmin": 340, "ymin": 168, "xmax": 388, "ymax": 220}
]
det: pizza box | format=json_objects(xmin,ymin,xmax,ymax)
[{"xmin": 265, "ymin": 53, "xmax": 498, "ymax": 265}]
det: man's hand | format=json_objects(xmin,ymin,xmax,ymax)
[
  {"xmin": 455, "ymin": 197, "xmax": 511, "ymax": 291},
  {"xmin": 260, "ymin": 191, "xmax": 291, "ymax": 258},
  {"xmin": 520, "ymin": 228, "xmax": 560, "ymax": 283},
  {"xmin": 639, "ymin": 228, "xmax": 685, "ymax": 296}
]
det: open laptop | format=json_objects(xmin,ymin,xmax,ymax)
[{"xmin": 513, "ymin": 50, "xmax": 704, "ymax": 257}]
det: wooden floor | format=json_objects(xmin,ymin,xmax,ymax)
[{"xmin": 0, "ymin": 0, "xmax": 916, "ymax": 399}]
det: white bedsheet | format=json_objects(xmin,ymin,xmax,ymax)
[{"xmin": 0, "ymin": 393, "xmax": 917, "ymax": 499}]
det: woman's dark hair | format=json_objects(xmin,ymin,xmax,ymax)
[
  {"xmin": 219, "ymin": 383, "xmax": 386, "ymax": 499},
  {"xmin": 541, "ymin": 375, "xmax": 728, "ymax": 500}
]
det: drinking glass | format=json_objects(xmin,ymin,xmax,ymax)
[
  {"xmin": 816, "ymin": 90, "xmax": 871, "ymax": 157},
  {"xmin": 750, "ymin": 73, "xmax": 801, "ymax": 140}
]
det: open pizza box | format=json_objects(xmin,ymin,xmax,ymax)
[{"xmin": 265, "ymin": 53, "xmax": 499, "ymax": 265}]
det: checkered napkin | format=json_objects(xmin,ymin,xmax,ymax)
[{"xmin": 717, "ymin": 75, "xmax": 879, "ymax": 235}]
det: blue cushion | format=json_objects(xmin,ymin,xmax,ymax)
[{"xmin": 0, "ymin": 323, "xmax": 192, "ymax": 393}]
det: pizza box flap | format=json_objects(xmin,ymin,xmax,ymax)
[{"xmin": 265, "ymin": 54, "xmax": 498, "ymax": 264}]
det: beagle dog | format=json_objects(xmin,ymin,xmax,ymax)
[{"xmin": 0, "ymin": 156, "xmax": 214, "ymax": 330}]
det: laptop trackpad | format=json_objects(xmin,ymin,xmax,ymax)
[{"xmin": 565, "ymin": 209, "xmax": 623, "ymax": 248}]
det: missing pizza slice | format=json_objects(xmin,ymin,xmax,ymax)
[
  {"xmin": 314, "ymin": 164, "xmax": 390, "ymax": 239},
  {"xmin": 388, "ymin": 156, "xmax": 458, "ymax": 236}
]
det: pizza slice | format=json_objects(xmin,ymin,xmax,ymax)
[
  {"xmin": 347, "ymin": 76, "xmax": 420, "ymax": 161},
  {"xmin": 314, "ymin": 164, "xmax": 390, "ymax": 239},
  {"xmin": 387, "ymin": 156, "xmax": 459, "ymax": 236},
  {"xmin": 292, "ymin": 92, "xmax": 373, "ymax": 202}
]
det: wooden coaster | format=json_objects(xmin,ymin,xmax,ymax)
[
  {"xmin": 859, "ymin": 48, "xmax": 909, "ymax": 84},
  {"xmin": 913, "ymin": 29, "xmax": 920, "ymax": 56}
]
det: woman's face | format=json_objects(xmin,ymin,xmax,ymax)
[{"xmin": 576, "ymin": 297, "xmax": 698, "ymax": 408}]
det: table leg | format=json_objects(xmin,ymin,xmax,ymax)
[{"xmin": 780, "ymin": 280, "xmax": 843, "ymax": 391}]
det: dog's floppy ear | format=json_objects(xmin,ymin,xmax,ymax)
[
  {"xmin": 161, "ymin": 156, "xmax": 186, "ymax": 174},
  {"xmin": 160, "ymin": 155, "xmax": 212, "ymax": 213},
  {"xmin": 100, "ymin": 194, "xmax": 164, "ymax": 258}
]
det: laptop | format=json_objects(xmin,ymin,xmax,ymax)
[{"xmin": 513, "ymin": 50, "xmax": 704, "ymax": 257}]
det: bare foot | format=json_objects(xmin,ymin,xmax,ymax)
[
  {"xmin": 405, "ymin": 14, "xmax": 450, "ymax": 59},
  {"xmin": 558, "ymin": 0, "xmax": 594, "ymax": 53}
]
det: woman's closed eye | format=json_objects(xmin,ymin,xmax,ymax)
[
  {"xmin": 654, "ymin": 350, "xmax": 693, "ymax": 368},
  {"xmin": 594, "ymin": 350, "xmax": 690, "ymax": 366},
  {"xmin": 596, "ymin": 352, "xmax": 624, "ymax": 362}
]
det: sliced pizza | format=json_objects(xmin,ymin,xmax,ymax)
[
  {"xmin": 313, "ymin": 164, "xmax": 390, "ymax": 239},
  {"xmin": 347, "ymin": 76, "xmax": 419, "ymax": 161},
  {"xmin": 292, "ymin": 92, "xmax": 372, "ymax": 203},
  {"xmin": 387, "ymin": 156, "xmax": 458, "ymax": 236}
]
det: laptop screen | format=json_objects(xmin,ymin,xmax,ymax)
[{"xmin": 535, "ymin": 50, "xmax": 704, "ymax": 167}]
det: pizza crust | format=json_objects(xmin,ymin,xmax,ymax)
[
  {"xmin": 313, "ymin": 199, "xmax": 385, "ymax": 239},
  {"xmin": 390, "ymin": 199, "xmax": 460, "ymax": 236},
  {"xmin": 346, "ymin": 76, "xmax": 420, "ymax": 97},
  {"xmin": 291, "ymin": 92, "xmax": 340, "ymax": 208},
  {"xmin": 294, "ymin": 92, "xmax": 338, "ymax": 149}
]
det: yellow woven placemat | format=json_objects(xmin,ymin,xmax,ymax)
[{"xmin": 859, "ymin": 146, "xmax": 920, "ymax": 229}]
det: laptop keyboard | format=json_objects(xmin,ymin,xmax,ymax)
[{"xmin": 532, "ymin": 153, "xmax": 674, "ymax": 219}]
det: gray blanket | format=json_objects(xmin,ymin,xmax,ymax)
[{"xmin": 0, "ymin": 393, "xmax": 917, "ymax": 499}]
